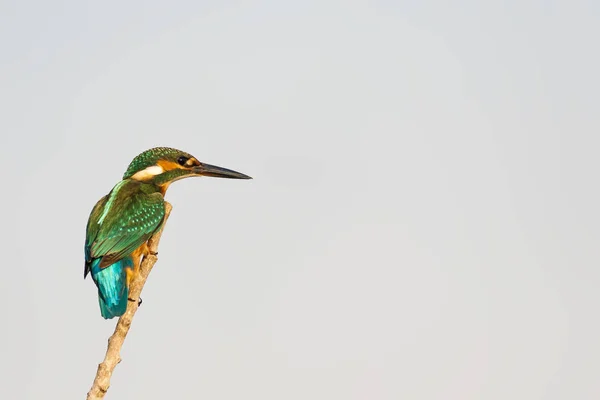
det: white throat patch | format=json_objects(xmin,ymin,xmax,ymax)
[{"xmin": 130, "ymin": 165, "xmax": 165, "ymax": 181}]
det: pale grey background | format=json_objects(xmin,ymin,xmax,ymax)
[{"xmin": 0, "ymin": 1, "xmax": 598, "ymax": 399}]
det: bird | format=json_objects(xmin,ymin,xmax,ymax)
[{"xmin": 84, "ymin": 147, "xmax": 251, "ymax": 319}]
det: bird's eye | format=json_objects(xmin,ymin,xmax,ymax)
[{"xmin": 177, "ymin": 156, "xmax": 189, "ymax": 166}]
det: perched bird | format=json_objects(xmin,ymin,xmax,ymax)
[{"xmin": 84, "ymin": 147, "xmax": 251, "ymax": 319}]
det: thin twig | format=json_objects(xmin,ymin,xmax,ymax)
[{"xmin": 87, "ymin": 202, "xmax": 173, "ymax": 400}]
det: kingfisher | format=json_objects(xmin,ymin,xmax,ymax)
[{"xmin": 84, "ymin": 147, "xmax": 251, "ymax": 319}]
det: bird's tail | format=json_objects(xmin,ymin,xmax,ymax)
[{"xmin": 91, "ymin": 257, "xmax": 134, "ymax": 319}]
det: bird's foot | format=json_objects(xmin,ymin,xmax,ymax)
[
  {"xmin": 142, "ymin": 242, "xmax": 158, "ymax": 257},
  {"xmin": 128, "ymin": 297, "xmax": 143, "ymax": 307}
]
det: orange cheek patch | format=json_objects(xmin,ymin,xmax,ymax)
[{"xmin": 156, "ymin": 160, "xmax": 184, "ymax": 171}]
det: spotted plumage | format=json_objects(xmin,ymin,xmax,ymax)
[{"xmin": 85, "ymin": 147, "xmax": 251, "ymax": 319}]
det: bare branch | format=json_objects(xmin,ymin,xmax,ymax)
[{"xmin": 87, "ymin": 202, "xmax": 173, "ymax": 400}]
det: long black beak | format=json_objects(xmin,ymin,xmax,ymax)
[{"xmin": 193, "ymin": 163, "xmax": 252, "ymax": 179}]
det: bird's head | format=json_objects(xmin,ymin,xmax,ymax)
[{"xmin": 123, "ymin": 147, "xmax": 251, "ymax": 191}]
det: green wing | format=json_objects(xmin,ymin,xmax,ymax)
[
  {"xmin": 87, "ymin": 180, "xmax": 166, "ymax": 269},
  {"xmin": 84, "ymin": 195, "xmax": 108, "ymax": 277}
]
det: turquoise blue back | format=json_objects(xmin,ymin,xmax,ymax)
[{"xmin": 90, "ymin": 257, "xmax": 133, "ymax": 319}]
